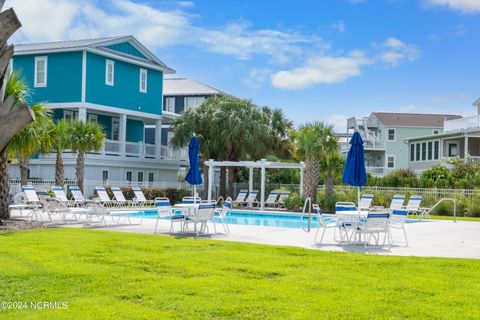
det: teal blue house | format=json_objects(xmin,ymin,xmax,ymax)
[{"xmin": 11, "ymin": 36, "xmax": 186, "ymax": 194}]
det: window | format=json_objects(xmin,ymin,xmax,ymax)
[
  {"xmin": 421, "ymin": 142, "xmax": 427, "ymax": 161},
  {"xmin": 126, "ymin": 171, "xmax": 132, "ymax": 182},
  {"xmin": 139, "ymin": 68, "xmax": 147, "ymax": 93},
  {"xmin": 448, "ymin": 143, "xmax": 459, "ymax": 157},
  {"xmin": 387, "ymin": 156, "xmax": 395, "ymax": 168},
  {"xmin": 185, "ymin": 96, "xmax": 206, "ymax": 110},
  {"xmin": 148, "ymin": 172, "xmax": 154, "ymax": 182},
  {"xmin": 427, "ymin": 141, "xmax": 433, "ymax": 160},
  {"xmin": 105, "ymin": 59, "xmax": 114, "ymax": 86},
  {"xmin": 164, "ymin": 97, "xmax": 175, "ymax": 113},
  {"xmin": 137, "ymin": 172, "xmax": 144, "ymax": 182},
  {"xmin": 433, "ymin": 129, "xmax": 440, "ymax": 135},
  {"xmin": 112, "ymin": 118, "xmax": 119, "ymax": 140},
  {"xmin": 410, "ymin": 144, "xmax": 415, "ymax": 162},
  {"xmin": 387, "ymin": 128, "xmax": 396, "ymax": 141},
  {"xmin": 34, "ymin": 56, "xmax": 47, "ymax": 87},
  {"xmin": 63, "ymin": 110, "xmax": 74, "ymax": 120},
  {"xmin": 434, "ymin": 141, "xmax": 439, "ymax": 160},
  {"xmin": 415, "ymin": 143, "xmax": 420, "ymax": 161},
  {"xmin": 87, "ymin": 114, "xmax": 98, "ymax": 123},
  {"xmin": 102, "ymin": 170, "xmax": 109, "ymax": 181}
]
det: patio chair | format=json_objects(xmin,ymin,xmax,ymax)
[
  {"xmin": 264, "ymin": 191, "xmax": 279, "ymax": 208},
  {"xmin": 182, "ymin": 196, "xmax": 202, "ymax": 204},
  {"xmin": 84, "ymin": 201, "xmax": 133, "ymax": 226},
  {"xmin": 131, "ymin": 187, "xmax": 154, "ymax": 206},
  {"xmin": 358, "ymin": 194, "xmax": 374, "ymax": 211},
  {"xmin": 215, "ymin": 196, "xmax": 231, "ymax": 234},
  {"xmin": 9, "ymin": 185, "xmax": 41, "ymax": 216},
  {"xmin": 313, "ymin": 204, "xmax": 337, "ymax": 245},
  {"xmin": 95, "ymin": 186, "xmax": 117, "ymax": 207},
  {"xmin": 389, "ymin": 209, "xmax": 408, "ymax": 246},
  {"xmin": 276, "ymin": 191, "xmax": 290, "ymax": 208},
  {"xmin": 111, "ymin": 187, "xmax": 134, "ymax": 207},
  {"xmin": 241, "ymin": 190, "xmax": 258, "ymax": 207},
  {"xmin": 69, "ymin": 186, "xmax": 87, "ymax": 206},
  {"xmin": 389, "ymin": 194, "xmax": 405, "ymax": 211},
  {"xmin": 51, "ymin": 186, "xmax": 76, "ymax": 207},
  {"xmin": 184, "ymin": 201, "xmax": 217, "ymax": 236},
  {"xmin": 335, "ymin": 202, "xmax": 357, "ymax": 243},
  {"xmin": 355, "ymin": 209, "xmax": 391, "ymax": 251},
  {"xmin": 40, "ymin": 197, "xmax": 86, "ymax": 223},
  {"xmin": 404, "ymin": 195, "xmax": 430, "ymax": 219},
  {"xmin": 232, "ymin": 189, "xmax": 248, "ymax": 207},
  {"xmin": 154, "ymin": 197, "xmax": 186, "ymax": 233}
]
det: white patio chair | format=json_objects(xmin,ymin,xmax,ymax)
[
  {"xmin": 111, "ymin": 187, "xmax": 133, "ymax": 207},
  {"xmin": 84, "ymin": 201, "xmax": 133, "ymax": 226},
  {"xmin": 313, "ymin": 204, "xmax": 337, "ymax": 245},
  {"xmin": 69, "ymin": 186, "xmax": 87, "ymax": 206},
  {"xmin": 276, "ymin": 191, "xmax": 290, "ymax": 208},
  {"xmin": 9, "ymin": 185, "xmax": 40, "ymax": 216},
  {"xmin": 241, "ymin": 190, "xmax": 258, "ymax": 207},
  {"xmin": 390, "ymin": 209, "xmax": 408, "ymax": 246},
  {"xmin": 182, "ymin": 196, "xmax": 202, "ymax": 204},
  {"xmin": 184, "ymin": 201, "xmax": 216, "ymax": 236},
  {"xmin": 131, "ymin": 187, "xmax": 154, "ymax": 206},
  {"xmin": 154, "ymin": 197, "xmax": 186, "ymax": 233},
  {"xmin": 404, "ymin": 195, "xmax": 430, "ymax": 219},
  {"xmin": 355, "ymin": 209, "xmax": 391, "ymax": 251},
  {"xmin": 215, "ymin": 196, "xmax": 231, "ymax": 234},
  {"xmin": 51, "ymin": 186, "xmax": 75, "ymax": 207},
  {"xmin": 232, "ymin": 189, "xmax": 248, "ymax": 207},
  {"xmin": 41, "ymin": 197, "xmax": 85, "ymax": 223},
  {"xmin": 389, "ymin": 194, "xmax": 405, "ymax": 211},
  {"xmin": 358, "ymin": 194, "xmax": 374, "ymax": 211},
  {"xmin": 335, "ymin": 202, "xmax": 357, "ymax": 243},
  {"xmin": 95, "ymin": 186, "xmax": 117, "ymax": 207},
  {"xmin": 264, "ymin": 191, "xmax": 279, "ymax": 208}
]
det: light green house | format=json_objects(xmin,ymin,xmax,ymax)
[{"xmin": 345, "ymin": 112, "xmax": 462, "ymax": 176}]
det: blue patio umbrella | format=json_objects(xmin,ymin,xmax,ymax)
[
  {"xmin": 185, "ymin": 135, "xmax": 203, "ymax": 202},
  {"xmin": 342, "ymin": 131, "xmax": 367, "ymax": 207}
]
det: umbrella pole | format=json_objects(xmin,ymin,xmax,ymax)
[
  {"xmin": 193, "ymin": 185, "xmax": 196, "ymax": 203},
  {"xmin": 357, "ymin": 187, "xmax": 360, "ymax": 210}
]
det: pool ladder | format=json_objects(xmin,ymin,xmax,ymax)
[{"xmin": 302, "ymin": 197, "xmax": 313, "ymax": 232}]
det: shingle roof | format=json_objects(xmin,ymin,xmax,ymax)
[
  {"xmin": 373, "ymin": 112, "xmax": 462, "ymax": 127},
  {"xmin": 163, "ymin": 78, "xmax": 226, "ymax": 96},
  {"xmin": 14, "ymin": 36, "xmax": 120, "ymax": 52}
]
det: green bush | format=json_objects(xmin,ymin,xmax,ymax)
[
  {"xmin": 284, "ymin": 192, "xmax": 304, "ymax": 211},
  {"xmin": 101, "ymin": 186, "xmax": 191, "ymax": 204}
]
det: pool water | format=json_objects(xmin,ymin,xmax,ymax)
[{"xmin": 130, "ymin": 210, "xmax": 421, "ymax": 229}]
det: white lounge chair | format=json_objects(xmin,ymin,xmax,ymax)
[
  {"xmin": 215, "ymin": 196, "xmax": 231, "ymax": 234},
  {"xmin": 389, "ymin": 209, "xmax": 408, "ymax": 246},
  {"xmin": 389, "ymin": 194, "xmax": 405, "ymax": 211},
  {"xmin": 276, "ymin": 191, "xmax": 290, "ymax": 208},
  {"xmin": 242, "ymin": 190, "xmax": 258, "ymax": 207},
  {"xmin": 95, "ymin": 186, "xmax": 117, "ymax": 207},
  {"xmin": 404, "ymin": 195, "xmax": 430, "ymax": 219},
  {"xmin": 184, "ymin": 201, "xmax": 217, "ymax": 236},
  {"xmin": 313, "ymin": 204, "xmax": 337, "ymax": 245},
  {"xmin": 9, "ymin": 185, "xmax": 41, "ymax": 216},
  {"xmin": 358, "ymin": 194, "xmax": 374, "ymax": 211},
  {"xmin": 84, "ymin": 201, "xmax": 133, "ymax": 226},
  {"xmin": 51, "ymin": 186, "xmax": 77, "ymax": 207},
  {"xmin": 40, "ymin": 197, "xmax": 88, "ymax": 223},
  {"xmin": 355, "ymin": 209, "xmax": 391, "ymax": 251},
  {"xmin": 232, "ymin": 189, "xmax": 248, "ymax": 207},
  {"xmin": 69, "ymin": 186, "xmax": 87, "ymax": 205},
  {"xmin": 111, "ymin": 187, "xmax": 133, "ymax": 207},
  {"xmin": 182, "ymin": 196, "xmax": 202, "ymax": 204},
  {"xmin": 154, "ymin": 197, "xmax": 186, "ymax": 233},
  {"xmin": 264, "ymin": 191, "xmax": 279, "ymax": 208},
  {"xmin": 132, "ymin": 187, "xmax": 154, "ymax": 206}
]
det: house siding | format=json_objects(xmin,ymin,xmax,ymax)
[
  {"xmin": 126, "ymin": 119, "xmax": 144, "ymax": 142},
  {"xmin": 104, "ymin": 42, "xmax": 147, "ymax": 59},
  {"xmin": 85, "ymin": 52, "xmax": 163, "ymax": 115},
  {"xmin": 13, "ymin": 52, "xmax": 83, "ymax": 104}
]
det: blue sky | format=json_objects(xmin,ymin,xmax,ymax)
[{"xmin": 7, "ymin": 0, "xmax": 480, "ymax": 131}]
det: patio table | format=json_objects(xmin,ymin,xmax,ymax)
[{"xmin": 335, "ymin": 211, "xmax": 368, "ymax": 244}]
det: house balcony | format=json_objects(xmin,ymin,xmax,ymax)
[
  {"xmin": 341, "ymin": 139, "xmax": 385, "ymax": 152},
  {"xmin": 366, "ymin": 166, "xmax": 385, "ymax": 177},
  {"xmin": 444, "ymin": 115, "xmax": 480, "ymax": 132},
  {"xmin": 102, "ymin": 139, "xmax": 187, "ymax": 160}
]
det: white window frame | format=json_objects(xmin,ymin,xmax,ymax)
[
  {"xmin": 34, "ymin": 56, "xmax": 47, "ymax": 87},
  {"xmin": 112, "ymin": 118, "xmax": 120, "ymax": 140},
  {"xmin": 387, "ymin": 128, "xmax": 396, "ymax": 142},
  {"xmin": 434, "ymin": 140, "xmax": 440, "ymax": 160},
  {"xmin": 184, "ymin": 96, "xmax": 206, "ymax": 110},
  {"xmin": 105, "ymin": 59, "xmax": 114, "ymax": 86},
  {"xmin": 63, "ymin": 110, "xmax": 74, "ymax": 120},
  {"xmin": 148, "ymin": 172, "xmax": 154, "ymax": 182},
  {"xmin": 87, "ymin": 114, "xmax": 98, "ymax": 123},
  {"xmin": 410, "ymin": 143, "xmax": 415, "ymax": 162},
  {"xmin": 139, "ymin": 68, "xmax": 147, "ymax": 93},
  {"xmin": 102, "ymin": 170, "xmax": 109, "ymax": 181},
  {"xmin": 447, "ymin": 142, "xmax": 459, "ymax": 157},
  {"xmin": 126, "ymin": 171, "xmax": 132, "ymax": 182},
  {"xmin": 386, "ymin": 155, "xmax": 395, "ymax": 169},
  {"xmin": 433, "ymin": 129, "xmax": 440, "ymax": 135},
  {"xmin": 164, "ymin": 97, "xmax": 175, "ymax": 113},
  {"xmin": 137, "ymin": 171, "xmax": 144, "ymax": 182}
]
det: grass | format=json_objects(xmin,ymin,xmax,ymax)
[
  {"xmin": 0, "ymin": 228, "xmax": 479, "ymax": 319},
  {"xmin": 424, "ymin": 215, "xmax": 480, "ymax": 222}
]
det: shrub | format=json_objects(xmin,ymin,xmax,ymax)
[
  {"xmin": 420, "ymin": 165, "xmax": 452, "ymax": 188},
  {"xmin": 284, "ymin": 192, "xmax": 304, "ymax": 211},
  {"xmin": 102, "ymin": 186, "xmax": 190, "ymax": 204}
]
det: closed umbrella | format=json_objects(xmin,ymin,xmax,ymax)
[
  {"xmin": 342, "ymin": 131, "xmax": 367, "ymax": 207},
  {"xmin": 185, "ymin": 135, "xmax": 203, "ymax": 203}
]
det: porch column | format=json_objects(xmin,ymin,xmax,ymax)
[
  {"xmin": 78, "ymin": 107, "xmax": 87, "ymax": 122},
  {"xmin": 248, "ymin": 167, "xmax": 254, "ymax": 193},
  {"xmin": 260, "ymin": 159, "xmax": 266, "ymax": 211},
  {"xmin": 464, "ymin": 134, "xmax": 469, "ymax": 160},
  {"xmin": 207, "ymin": 159, "xmax": 214, "ymax": 201},
  {"xmin": 119, "ymin": 113, "xmax": 127, "ymax": 156},
  {"xmin": 299, "ymin": 162, "xmax": 305, "ymax": 197},
  {"xmin": 155, "ymin": 119, "xmax": 162, "ymax": 159}
]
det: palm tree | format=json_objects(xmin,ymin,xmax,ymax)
[
  {"xmin": 8, "ymin": 104, "xmax": 53, "ymax": 184},
  {"xmin": 321, "ymin": 151, "xmax": 344, "ymax": 200},
  {"xmin": 294, "ymin": 121, "xmax": 337, "ymax": 203},
  {"xmin": 70, "ymin": 120, "xmax": 105, "ymax": 193},
  {"xmin": 50, "ymin": 119, "xmax": 71, "ymax": 186},
  {"xmin": 261, "ymin": 107, "xmax": 294, "ymax": 159}
]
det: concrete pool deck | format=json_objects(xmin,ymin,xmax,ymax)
[{"xmin": 10, "ymin": 210, "xmax": 480, "ymax": 259}]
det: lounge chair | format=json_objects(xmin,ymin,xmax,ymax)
[
  {"xmin": 358, "ymin": 194, "xmax": 374, "ymax": 211},
  {"xmin": 9, "ymin": 185, "xmax": 41, "ymax": 216},
  {"xmin": 182, "ymin": 196, "xmax": 202, "ymax": 204},
  {"xmin": 154, "ymin": 197, "xmax": 186, "ymax": 233},
  {"xmin": 313, "ymin": 204, "xmax": 337, "ymax": 245},
  {"xmin": 241, "ymin": 190, "xmax": 258, "ymax": 207},
  {"xmin": 95, "ymin": 186, "xmax": 117, "ymax": 207},
  {"xmin": 276, "ymin": 191, "xmax": 290, "ymax": 208},
  {"xmin": 389, "ymin": 194, "xmax": 405, "ymax": 211},
  {"xmin": 69, "ymin": 186, "xmax": 87, "ymax": 205},
  {"xmin": 355, "ymin": 209, "xmax": 391, "ymax": 251},
  {"xmin": 40, "ymin": 197, "xmax": 88, "ymax": 223},
  {"xmin": 215, "ymin": 196, "xmax": 231, "ymax": 233},
  {"xmin": 51, "ymin": 186, "xmax": 76, "ymax": 207},
  {"xmin": 389, "ymin": 209, "xmax": 408, "ymax": 246},
  {"xmin": 232, "ymin": 189, "xmax": 248, "ymax": 207},
  {"xmin": 404, "ymin": 195, "xmax": 430, "ymax": 219},
  {"xmin": 183, "ymin": 201, "xmax": 217, "ymax": 236},
  {"xmin": 84, "ymin": 201, "xmax": 133, "ymax": 226},
  {"xmin": 264, "ymin": 191, "xmax": 278, "ymax": 208},
  {"xmin": 111, "ymin": 187, "xmax": 133, "ymax": 207},
  {"xmin": 132, "ymin": 187, "xmax": 154, "ymax": 206}
]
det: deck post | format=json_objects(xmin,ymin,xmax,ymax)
[
  {"xmin": 119, "ymin": 113, "xmax": 127, "ymax": 157},
  {"xmin": 207, "ymin": 159, "xmax": 214, "ymax": 201},
  {"xmin": 248, "ymin": 167, "xmax": 254, "ymax": 193},
  {"xmin": 260, "ymin": 159, "xmax": 266, "ymax": 211},
  {"xmin": 299, "ymin": 162, "xmax": 305, "ymax": 197},
  {"xmin": 155, "ymin": 119, "xmax": 162, "ymax": 159}
]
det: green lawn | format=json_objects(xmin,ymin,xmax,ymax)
[
  {"xmin": 424, "ymin": 215, "xmax": 480, "ymax": 222},
  {"xmin": 0, "ymin": 229, "xmax": 479, "ymax": 319}
]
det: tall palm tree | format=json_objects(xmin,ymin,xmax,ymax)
[
  {"xmin": 70, "ymin": 120, "xmax": 105, "ymax": 193},
  {"xmin": 294, "ymin": 121, "xmax": 337, "ymax": 203},
  {"xmin": 50, "ymin": 119, "xmax": 71, "ymax": 186},
  {"xmin": 321, "ymin": 151, "xmax": 344, "ymax": 199},
  {"xmin": 8, "ymin": 104, "xmax": 53, "ymax": 184},
  {"xmin": 0, "ymin": 72, "xmax": 32, "ymax": 219},
  {"xmin": 261, "ymin": 107, "xmax": 294, "ymax": 159}
]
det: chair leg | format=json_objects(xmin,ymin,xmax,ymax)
[
  {"xmin": 154, "ymin": 218, "xmax": 159, "ymax": 234},
  {"xmin": 402, "ymin": 227, "xmax": 408, "ymax": 247}
]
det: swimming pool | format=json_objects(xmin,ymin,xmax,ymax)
[{"xmin": 129, "ymin": 210, "xmax": 422, "ymax": 229}]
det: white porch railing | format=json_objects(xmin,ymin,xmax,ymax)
[
  {"xmin": 100, "ymin": 139, "xmax": 187, "ymax": 160},
  {"xmin": 366, "ymin": 166, "xmax": 385, "ymax": 176},
  {"xmin": 160, "ymin": 145, "xmax": 188, "ymax": 161},
  {"xmin": 444, "ymin": 115, "xmax": 480, "ymax": 132}
]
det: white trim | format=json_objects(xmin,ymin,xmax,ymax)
[
  {"xmin": 433, "ymin": 129, "xmax": 440, "ymax": 135},
  {"xmin": 164, "ymin": 97, "xmax": 175, "ymax": 113},
  {"xmin": 126, "ymin": 170, "xmax": 133, "ymax": 182},
  {"xmin": 148, "ymin": 171, "xmax": 154, "ymax": 182},
  {"xmin": 386, "ymin": 128, "xmax": 396, "ymax": 142},
  {"xmin": 63, "ymin": 110, "xmax": 74, "ymax": 120},
  {"xmin": 137, "ymin": 171, "xmax": 144, "ymax": 182},
  {"xmin": 111, "ymin": 117, "xmax": 120, "ymax": 140},
  {"xmin": 447, "ymin": 142, "xmax": 459, "ymax": 157},
  {"xmin": 87, "ymin": 114, "xmax": 98, "ymax": 123},
  {"xmin": 139, "ymin": 68, "xmax": 147, "ymax": 93},
  {"xmin": 34, "ymin": 56, "xmax": 47, "ymax": 87},
  {"xmin": 386, "ymin": 155, "xmax": 395, "ymax": 169},
  {"xmin": 105, "ymin": 59, "xmax": 114, "ymax": 86},
  {"xmin": 81, "ymin": 50, "xmax": 86, "ymax": 102}
]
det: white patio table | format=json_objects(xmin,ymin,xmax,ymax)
[{"xmin": 335, "ymin": 211, "xmax": 368, "ymax": 244}]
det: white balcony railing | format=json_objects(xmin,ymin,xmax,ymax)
[
  {"xmin": 100, "ymin": 139, "xmax": 187, "ymax": 161},
  {"xmin": 444, "ymin": 115, "xmax": 480, "ymax": 132},
  {"xmin": 366, "ymin": 166, "xmax": 385, "ymax": 176},
  {"xmin": 160, "ymin": 145, "xmax": 188, "ymax": 161}
]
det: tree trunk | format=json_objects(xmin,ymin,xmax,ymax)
[
  {"xmin": 303, "ymin": 159, "xmax": 320, "ymax": 203},
  {"xmin": 227, "ymin": 167, "xmax": 236, "ymax": 197},
  {"xmin": 325, "ymin": 172, "xmax": 334, "ymax": 200},
  {"xmin": 219, "ymin": 167, "xmax": 227, "ymax": 198},
  {"xmin": 201, "ymin": 162, "xmax": 208, "ymax": 199},
  {"xmin": 0, "ymin": 148, "xmax": 9, "ymax": 221},
  {"xmin": 76, "ymin": 151, "xmax": 85, "ymax": 194},
  {"xmin": 19, "ymin": 158, "xmax": 29, "ymax": 185},
  {"xmin": 54, "ymin": 151, "xmax": 64, "ymax": 186}
]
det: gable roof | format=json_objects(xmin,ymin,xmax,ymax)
[
  {"xmin": 474, "ymin": 97, "xmax": 480, "ymax": 106},
  {"xmin": 14, "ymin": 35, "xmax": 174, "ymax": 73},
  {"xmin": 372, "ymin": 112, "xmax": 462, "ymax": 127},
  {"xmin": 163, "ymin": 78, "xmax": 227, "ymax": 96}
]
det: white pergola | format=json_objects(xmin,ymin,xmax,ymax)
[{"xmin": 205, "ymin": 159, "xmax": 305, "ymax": 210}]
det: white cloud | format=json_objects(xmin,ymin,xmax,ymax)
[
  {"xmin": 326, "ymin": 114, "xmax": 349, "ymax": 133},
  {"xmin": 331, "ymin": 20, "xmax": 346, "ymax": 33},
  {"xmin": 377, "ymin": 37, "xmax": 420, "ymax": 66},
  {"xmin": 271, "ymin": 51, "xmax": 370, "ymax": 89},
  {"xmin": 426, "ymin": 0, "xmax": 480, "ymax": 13},
  {"xmin": 243, "ymin": 68, "xmax": 273, "ymax": 89}
]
